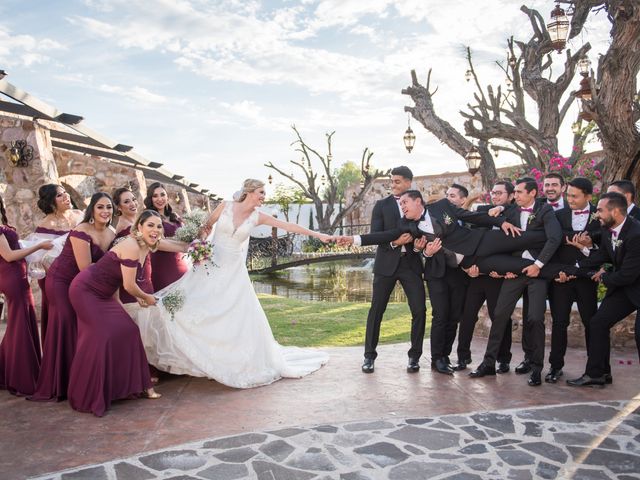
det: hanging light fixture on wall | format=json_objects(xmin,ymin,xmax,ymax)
[
  {"xmin": 465, "ymin": 145, "xmax": 482, "ymax": 175},
  {"xmin": 7, "ymin": 140, "xmax": 34, "ymax": 167}
]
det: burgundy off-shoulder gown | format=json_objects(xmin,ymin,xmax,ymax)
[
  {"xmin": 34, "ymin": 226, "xmax": 68, "ymax": 344},
  {"xmin": 114, "ymin": 227, "xmax": 153, "ymax": 304},
  {"xmin": 0, "ymin": 226, "xmax": 41, "ymax": 395},
  {"xmin": 68, "ymin": 251, "xmax": 152, "ymax": 416},
  {"xmin": 29, "ymin": 230, "xmax": 104, "ymax": 401},
  {"xmin": 150, "ymin": 219, "xmax": 188, "ymax": 290}
]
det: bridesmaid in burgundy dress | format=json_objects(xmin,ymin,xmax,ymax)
[
  {"xmin": 68, "ymin": 210, "xmax": 162, "ymax": 416},
  {"xmin": 34, "ymin": 184, "xmax": 83, "ymax": 343},
  {"xmin": 113, "ymin": 187, "xmax": 153, "ymax": 303},
  {"xmin": 29, "ymin": 193, "xmax": 115, "ymax": 402},
  {"xmin": 144, "ymin": 182, "xmax": 188, "ymax": 290},
  {"xmin": 0, "ymin": 195, "xmax": 53, "ymax": 396}
]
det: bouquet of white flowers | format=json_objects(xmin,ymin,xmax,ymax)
[{"xmin": 173, "ymin": 209, "xmax": 209, "ymax": 243}]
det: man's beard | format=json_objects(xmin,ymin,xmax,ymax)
[{"xmin": 599, "ymin": 216, "xmax": 614, "ymax": 229}]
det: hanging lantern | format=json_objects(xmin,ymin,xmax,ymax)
[
  {"xmin": 547, "ymin": 2, "xmax": 570, "ymax": 53},
  {"xmin": 320, "ymin": 174, "xmax": 326, "ymax": 186},
  {"xmin": 508, "ymin": 54, "xmax": 517, "ymax": 69},
  {"xmin": 465, "ymin": 146, "xmax": 482, "ymax": 175},
  {"xmin": 403, "ymin": 114, "xmax": 416, "ymax": 153},
  {"xmin": 268, "ymin": 174, "xmax": 273, "ymax": 184},
  {"xmin": 465, "ymin": 69, "xmax": 473, "ymax": 82}
]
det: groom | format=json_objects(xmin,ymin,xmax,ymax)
[{"xmin": 359, "ymin": 166, "xmax": 426, "ymax": 374}]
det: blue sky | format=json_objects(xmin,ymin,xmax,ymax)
[{"xmin": 0, "ymin": 0, "xmax": 610, "ymax": 198}]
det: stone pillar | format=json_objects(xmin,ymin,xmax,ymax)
[{"xmin": 0, "ymin": 116, "xmax": 59, "ymax": 237}]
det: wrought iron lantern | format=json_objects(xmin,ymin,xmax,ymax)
[
  {"xmin": 547, "ymin": 2, "xmax": 570, "ymax": 53},
  {"xmin": 403, "ymin": 114, "xmax": 416, "ymax": 153},
  {"xmin": 465, "ymin": 69, "xmax": 473, "ymax": 82},
  {"xmin": 7, "ymin": 140, "xmax": 34, "ymax": 167},
  {"xmin": 268, "ymin": 174, "xmax": 273, "ymax": 184},
  {"xmin": 465, "ymin": 146, "xmax": 482, "ymax": 175}
]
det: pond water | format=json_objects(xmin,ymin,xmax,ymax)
[{"xmin": 251, "ymin": 259, "xmax": 408, "ymax": 303}]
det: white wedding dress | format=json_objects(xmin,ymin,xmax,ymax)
[{"xmin": 127, "ymin": 201, "xmax": 329, "ymax": 388}]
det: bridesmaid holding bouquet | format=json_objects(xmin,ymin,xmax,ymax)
[{"xmin": 68, "ymin": 209, "xmax": 163, "ymax": 416}]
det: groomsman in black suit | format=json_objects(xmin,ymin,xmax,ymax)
[
  {"xmin": 360, "ymin": 166, "xmax": 426, "ymax": 374},
  {"xmin": 564, "ymin": 192, "xmax": 640, "ymax": 387},
  {"xmin": 454, "ymin": 180, "xmax": 516, "ymax": 373},
  {"xmin": 339, "ymin": 191, "xmax": 538, "ymax": 375},
  {"xmin": 546, "ymin": 177, "xmax": 601, "ymax": 383},
  {"xmin": 540, "ymin": 172, "xmax": 568, "ymax": 212},
  {"xmin": 470, "ymin": 178, "xmax": 562, "ymax": 386},
  {"xmin": 607, "ymin": 180, "xmax": 640, "ymax": 221}
]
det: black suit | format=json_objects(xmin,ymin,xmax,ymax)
[
  {"xmin": 548, "ymin": 205, "xmax": 601, "ymax": 370},
  {"xmin": 565, "ymin": 217, "xmax": 640, "ymax": 377},
  {"xmin": 629, "ymin": 204, "xmax": 640, "ymax": 221},
  {"xmin": 480, "ymin": 203, "xmax": 562, "ymax": 372},
  {"xmin": 363, "ymin": 196, "xmax": 426, "ymax": 361}
]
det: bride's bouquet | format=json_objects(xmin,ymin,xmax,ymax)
[
  {"xmin": 173, "ymin": 209, "xmax": 209, "ymax": 243},
  {"xmin": 186, "ymin": 239, "xmax": 214, "ymax": 266}
]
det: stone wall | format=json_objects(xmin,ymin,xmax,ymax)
[{"xmin": 0, "ymin": 117, "xmax": 59, "ymax": 237}]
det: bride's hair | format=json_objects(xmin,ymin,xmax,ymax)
[{"xmin": 236, "ymin": 179, "xmax": 265, "ymax": 203}]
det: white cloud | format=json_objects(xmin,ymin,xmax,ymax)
[
  {"xmin": 0, "ymin": 24, "xmax": 66, "ymax": 68},
  {"xmin": 98, "ymin": 83, "xmax": 167, "ymax": 104}
]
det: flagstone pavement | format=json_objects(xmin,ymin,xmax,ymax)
[{"xmin": 1, "ymin": 341, "xmax": 639, "ymax": 480}]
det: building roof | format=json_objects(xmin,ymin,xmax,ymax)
[{"xmin": 0, "ymin": 78, "xmax": 217, "ymax": 198}]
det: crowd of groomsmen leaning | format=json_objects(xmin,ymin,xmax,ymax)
[{"xmin": 336, "ymin": 166, "xmax": 640, "ymax": 388}]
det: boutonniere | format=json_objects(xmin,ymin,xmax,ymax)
[
  {"xmin": 527, "ymin": 213, "xmax": 536, "ymax": 224},
  {"xmin": 589, "ymin": 212, "xmax": 598, "ymax": 223},
  {"xmin": 612, "ymin": 238, "xmax": 623, "ymax": 248},
  {"xmin": 443, "ymin": 213, "xmax": 453, "ymax": 225}
]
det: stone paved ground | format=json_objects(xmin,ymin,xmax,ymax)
[
  {"xmin": 3, "ymin": 342, "xmax": 639, "ymax": 479},
  {"xmin": 33, "ymin": 400, "xmax": 640, "ymax": 480}
]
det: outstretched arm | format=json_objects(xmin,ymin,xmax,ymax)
[
  {"xmin": 0, "ymin": 235, "xmax": 53, "ymax": 262},
  {"xmin": 200, "ymin": 202, "xmax": 225, "ymax": 238},
  {"xmin": 258, "ymin": 212, "xmax": 331, "ymax": 241}
]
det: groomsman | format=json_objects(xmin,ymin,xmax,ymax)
[
  {"xmin": 339, "ymin": 191, "xmax": 540, "ymax": 375},
  {"xmin": 541, "ymin": 173, "xmax": 568, "ymax": 212},
  {"xmin": 607, "ymin": 180, "xmax": 640, "ymax": 221},
  {"xmin": 360, "ymin": 166, "xmax": 426, "ymax": 374},
  {"xmin": 470, "ymin": 178, "xmax": 562, "ymax": 386},
  {"xmin": 546, "ymin": 177, "xmax": 601, "ymax": 383},
  {"xmin": 565, "ymin": 192, "xmax": 640, "ymax": 387},
  {"xmin": 454, "ymin": 180, "xmax": 516, "ymax": 373}
]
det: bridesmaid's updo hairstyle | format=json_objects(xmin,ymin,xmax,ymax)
[
  {"xmin": 144, "ymin": 182, "xmax": 180, "ymax": 224},
  {"xmin": 37, "ymin": 184, "xmax": 60, "ymax": 214},
  {"xmin": 0, "ymin": 194, "xmax": 9, "ymax": 226},
  {"xmin": 132, "ymin": 209, "xmax": 162, "ymax": 252},
  {"xmin": 236, "ymin": 179, "xmax": 265, "ymax": 202},
  {"xmin": 112, "ymin": 187, "xmax": 132, "ymax": 216},
  {"xmin": 81, "ymin": 192, "xmax": 114, "ymax": 226}
]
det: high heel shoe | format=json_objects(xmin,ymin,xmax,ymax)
[{"xmin": 143, "ymin": 389, "xmax": 162, "ymax": 399}]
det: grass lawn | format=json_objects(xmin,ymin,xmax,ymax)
[{"xmin": 259, "ymin": 293, "xmax": 432, "ymax": 348}]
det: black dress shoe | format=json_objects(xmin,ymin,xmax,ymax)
[
  {"xmin": 496, "ymin": 362, "xmax": 510, "ymax": 374},
  {"xmin": 453, "ymin": 358, "xmax": 472, "ymax": 371},
  {"xmin": 469, "ymin": 364, "xmax": 496, "ymax": 378},
  {"xmin": 515, "ymin": 360, "xmax": 532, "ymax": 374},
  {"xmin": 407, "ymin": 358, "xmax": 420, "ymax": 373},
  {"xmin": 362, "ymin": 358, "xmax": 375, "ymax": 374},
  {"xmin": 604, "ymin": 373, "xmax": 613, "ymax": 384},
  {"xmin": 566, "ymin": 374, "xmax": 606, "ymax": 388},
  {"xmin": 433, "ymin": 358, "xmax": 454, "ymax": 375},
  {"xmin": 528, "ymin": 370, "xmax": 542, "ymax": 386},
  {"xmin": 544, "ymin": 368, "xmax": 563, "ymax": 383}
]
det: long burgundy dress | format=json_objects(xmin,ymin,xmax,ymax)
[
  {"xmin": 34, "ymin": 226, "xmax": 68, "ymax": 344},
  {"xmin": 150, "ymin": 219, "xmax": 188, "ymax": 291},
  {"xmin": 29, "ymin": 230, "xmax": 104, "ymax": 401},
  {"xmin": 68, "ymin": 251, "xmax": 152, "ymax": 416},
  {"xmin": 0, "ymin": 226, "xmax": 41, "ymax": 396},
  {"xmin": 115, "ymin": 227, "xmax": 154, "ymax": 304}
]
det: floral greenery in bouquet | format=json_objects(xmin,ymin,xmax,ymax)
[
  {"xmin": 161, "ymin": 289, "xmax": 185, "ymax": 321},
  {"xmin": 184, "ymin": 239, "xmax": 218, "ymax": 274},
  {"xmin": 173, "ymin": 209, "xmax": 209, "ymax": 243}
]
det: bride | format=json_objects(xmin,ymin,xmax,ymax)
[{"xmin": 127, "ymin": 179, "xmax": 330, "ymax": 388}]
